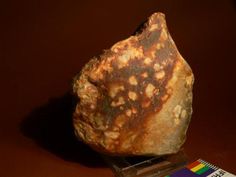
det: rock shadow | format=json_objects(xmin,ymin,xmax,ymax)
[{"xmin": 20, "ymin": 92, "xmax": 106, "ymax": 167}]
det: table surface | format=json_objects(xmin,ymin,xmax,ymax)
[{"xmin": 1, "ymin": 0, "xmax": 236, "ymax": 176}]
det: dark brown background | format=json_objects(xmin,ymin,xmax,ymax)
[{"xmin": 1, "ymin": 0, "xmax": 236, "ymax": 176}]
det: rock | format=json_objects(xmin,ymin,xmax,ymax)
[{"xmin": 72, "ymin": 12, "xmax": 194, "ymax": 156}]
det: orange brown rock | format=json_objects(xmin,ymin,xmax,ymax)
[{"xmin": 73, "ymin": 12, "xmax": 194, "ymax": 156}]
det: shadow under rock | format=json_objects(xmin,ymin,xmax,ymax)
[{"xmin": 20, "ymin": 92, "xmax": 106, "ymax": 167}]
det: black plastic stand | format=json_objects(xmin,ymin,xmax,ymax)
[{"xmin": 102, "ymin": 150, "xmax": 187, "ymax": 177}]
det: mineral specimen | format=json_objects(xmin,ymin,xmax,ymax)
[{"xmin": 73, "ymin": 12, "xmax": 194, "ymax": 156}]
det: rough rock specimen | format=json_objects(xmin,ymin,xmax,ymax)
[{"xmin": 73, "ymin": 12, "xmax": 194, "ymax": 156}]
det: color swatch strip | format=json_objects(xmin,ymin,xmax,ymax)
[{"xmin": 187, "ymin": 160, "xmax": 211, "ymax": 175}]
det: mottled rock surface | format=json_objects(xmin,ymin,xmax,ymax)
[{"xmin": 73, "ymin": 12, "xmax": 194, "ymax": 156}]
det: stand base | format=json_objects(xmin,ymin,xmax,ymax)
[{"xmin": 102, "ymin": 150, "xmax": 187, "ymax": 177}]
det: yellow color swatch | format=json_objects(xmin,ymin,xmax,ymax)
[{"xmin": 191, "ymin": 163, "xmax": 205, "ymax": 172}]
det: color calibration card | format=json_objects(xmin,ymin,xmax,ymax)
[{"xmin": 167, "ymin": 159, "xmax": 235, "ymax": 177}]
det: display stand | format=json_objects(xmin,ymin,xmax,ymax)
[{"xmin": 102, "ymin": 150, "xmax": 187, "ymax": 177}]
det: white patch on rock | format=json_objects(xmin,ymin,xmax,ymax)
[
  {"xmin": 155, "ymin": 70, "xmax": 165, "ymax": 80},
  {"xmin": 109, "ymin": 84, "xmax": 125, "ymax": 98},
  {"xmin": 145, "ymin": 84, "xmax": 155, "ymax": 98},
  {"xmin": 128, "ymin": 91, "xmax": 138, "ymax": 101},
  {"xmin": 129, "ymin": 76, "xmax": 138, "ymax": 85}
]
